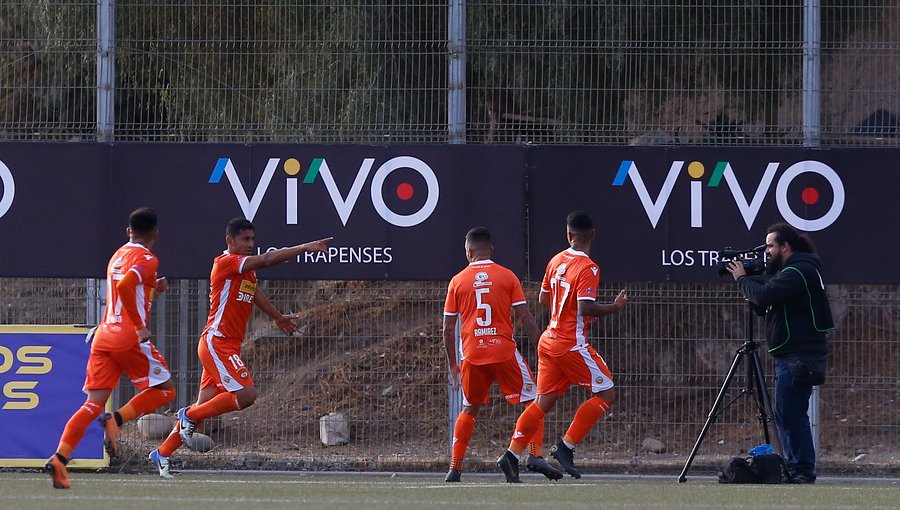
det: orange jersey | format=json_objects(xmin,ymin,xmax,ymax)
[
  {"xmin": 93, "ymin": 243, "xmax": 159, "ymax": 352},
  {"xmin": 202, "ymin": 252, "xmax": 257, "ymax": 341},
  {"xmin": 539, "ymin": 248, "xmax": 601, "ymax": 357},
  {"xmin": 443, "ymin": 259, "xmax": 527, "ymax": 365}
]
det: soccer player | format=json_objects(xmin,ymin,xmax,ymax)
[
  {"xmin": 148, "ymin": 218, "xmax": 330, "ymax": 478},
  {"xmin": 443, "ymin": 227, "xmax": 562, "ymax": 483},
  {"xmin": 497, "ymin": 211, "xmax": 627, "ymax": 482},
  {"xmin": 46, "ymin": 207, "xmax": 176, "ymax": 489}
]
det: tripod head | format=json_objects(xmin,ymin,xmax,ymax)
[{"xmin": 738, "ymin": 338, "xmax": 761, "ymax": 350}]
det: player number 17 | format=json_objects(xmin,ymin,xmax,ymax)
[{"xmin": 548, "ymin": 277, "xmax": 570, "ymax": 328}]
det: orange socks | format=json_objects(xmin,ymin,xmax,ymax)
[
  {"xmin": 528, "ymin": 417, "xmax": 545, "ymax": 457},
  {"xmin": 449, "ymin": 412, "xmax": 475, "ymax": 471},
  {"xmin": 509, "ymin": 402, "xmax": 546, "ymax": 455},
  {"xmin": 158, "ymin": 424, "xmax": 184, "ymax": 457},
  {"xmin": 118, "ymin": 387, "xmax": 176, "ymax": 423},
  {"xmin": 158, "ymin": 417, "xmax": 204, "ymax": 457},
  {"xmin": 56, "ymin": 400, "xmax": 104, "ymax": 459},
  {"xmin": 563, "ymin": 396, "xmax": 611, "ymax": 446},
  {"xmin": 185, "ymin": 392, "xmax": 240, "ymax": 422},
  {"xmin": 160, "ymin": 391, "xmax": 238, "ymax": 458}
]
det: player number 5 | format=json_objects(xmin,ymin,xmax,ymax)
[{"xmin": 475, "ymin": 288, "xmax": 492, "ymax": 327}]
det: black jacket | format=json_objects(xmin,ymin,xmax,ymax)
[{"xmin": 737, "ymin": 252, "xmax": 834, "ymax": 357}]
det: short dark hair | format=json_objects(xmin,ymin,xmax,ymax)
[
  {"xmin": 767, "ymin": 222, "xmax": 815, "ymax": 253},
  {"xmin": 465, "ymin": 227, "xmax": 492, "ymax": 246},
  {"xmin": 566, "ymin": 210, "xmax": 593, "ymax": 231},
  {"xmin": 226, "ymin": 217, "xmax": 255, "ymax": 238},
  {"xmin": 129, "ymin": 207, "xmax": 158, "ymax": 236}
]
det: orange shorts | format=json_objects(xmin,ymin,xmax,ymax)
[
  {"xmin": 198, "ymin": 334, "xmax": 253, "ymax": 393},
  {"xmin": 84, "ymin": 341, "xmax": 171, "ymax": 391},
  {"xmin": 460, "ymin": 350, "xmax": 536, "ymax": 406},
  {"xmin": 536, "ymin": 344, "xmax": 614, "ymax": 395}
]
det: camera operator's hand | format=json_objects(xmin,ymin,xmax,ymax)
[{"xmin": 727, "ymin": 260, "xmax": 747, "ymax": 281}]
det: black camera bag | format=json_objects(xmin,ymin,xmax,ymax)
[
  {"xmin": 749, "ymin": 454, "xmax": 784, "ymax": 483},
  {"xmin": 718, "ymin": 454, "xmax": 784, "ymax": 484}
]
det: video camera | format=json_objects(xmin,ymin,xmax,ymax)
[{"xmin": 716, "ymin": 245, "xmax": 766, "ymax": 277}]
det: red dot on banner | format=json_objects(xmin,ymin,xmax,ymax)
[
  {"xmin": 801, "ymin": 187, "xmax": 819, "ymax": 205},
  {"xmin": 396, "ymin": 182, "xmax": 415, "ymax": 200}
]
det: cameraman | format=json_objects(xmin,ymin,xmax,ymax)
[{"xmin": 727, "ymin": 223, "xmax": 834, "ymax": 484}]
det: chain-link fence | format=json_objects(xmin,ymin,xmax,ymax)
[
  {"xmin": 0, "ymin": 1, "xmax": 95, "ymax": 140},
  {"xmin": 2, "ymin": 278, "xmax": 896, "ymax": 473},
  {"xmin": 1, "ymin": 0, "xmax": 898, "ymax": 474},
  {"xmin": 2, "ymin": 2, "xmax": 900, "ymax": 145}
]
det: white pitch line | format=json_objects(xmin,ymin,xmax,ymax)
[{"xmin": 0, "ymin": 494, "xmax": 897, "ymax": 510}]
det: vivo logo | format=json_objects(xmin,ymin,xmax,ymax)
[
  {"xmin": 612, "ymin": 159, "xmax": 845, "ymax": 232},
  {"xmin": 209, "ymin": 155, "xmax": 439, "ymax": 228}
]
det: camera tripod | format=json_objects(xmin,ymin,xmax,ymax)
[{"xmin": 677, "ymin": 302, "xmax": 785, "ymax": 483}]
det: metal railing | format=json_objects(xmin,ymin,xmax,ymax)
[{"xmin": 2, "ymin": 2, "xmax": 900, "ymax": 145}]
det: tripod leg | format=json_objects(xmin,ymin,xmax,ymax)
[
  {"xmin": 748, "ymin": 349, "xmax": 772, "ymax": 444},
  {"xmin": 677, "ymin": 348, "xmax": 745, "ymax": 483},
  {"xmin": 753, "ymin": 352, "xmax": 784, "ymax": 455},
  {"xmin": 750, "ymin": 349, "xmax": 788, "ymax": 466}
]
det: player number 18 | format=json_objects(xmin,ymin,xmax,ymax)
[{"xmin": 228, "ymin": 354, "xmax": 245, "ymax": 370}]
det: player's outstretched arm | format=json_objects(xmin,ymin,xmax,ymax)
[
  {"xmin": 254, "ymin": 287, "xmax": 297, "ymax": 335},
  {"xmin": 242, "ymin": 237, "xmax": 333, "ymax": 272}
]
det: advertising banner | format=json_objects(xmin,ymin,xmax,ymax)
[
  {"xmin": 112, "ymin": 143, "xmax": 527, "ymax": 280},
  {"xmin": 0, "ymin": 325, "xmax": 107, "ymax": 468},
  {"xmin": 527, "ymin": 147, "xmax": 893, "ymax": 284},
  {"xmin": 0, "ymin": 143, "xmax": 114, "ymax": 278},
  {"xmin": 0, "ymin": 143, "xmax": 896, "ymax": 283}
]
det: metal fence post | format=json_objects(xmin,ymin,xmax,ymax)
[
  {"xmin": 155, "ymin": 287, "xmax": 166, "ymax": 359},
  {"xmin": 804, "ymin": 0, "xmax": 822, "ymax": 455},
  {"xmin": 97, "ymin": 0, "xmax": 115, "ymax": 142},
  {"xmin": 448, "ymin": 0, "xmax": 466, "ymax": 144},
  {"xmin": 178, "ymin": 280, "xmax": 190, "ymax": 408},
  {"xmin": 803, "ymin": 0, "xmax": 821, "ymax": 149},
  {"xmin": 92, "ymin": 0, "xmax": 115, "ymax": 410},
  {"xmin": 446, "ymin": 0, "xmax": 466, "ymax": 458},
  {"xmin": 86, "ymin": 278, "xmax": 101, "ymax": 326},
  {"xmin": 86, "ymin": 278, "xmax": 112, "ymax": 405},
  {"xmin": 196, "ymin": 278, "xmax": 208, "ymax": 397}
]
